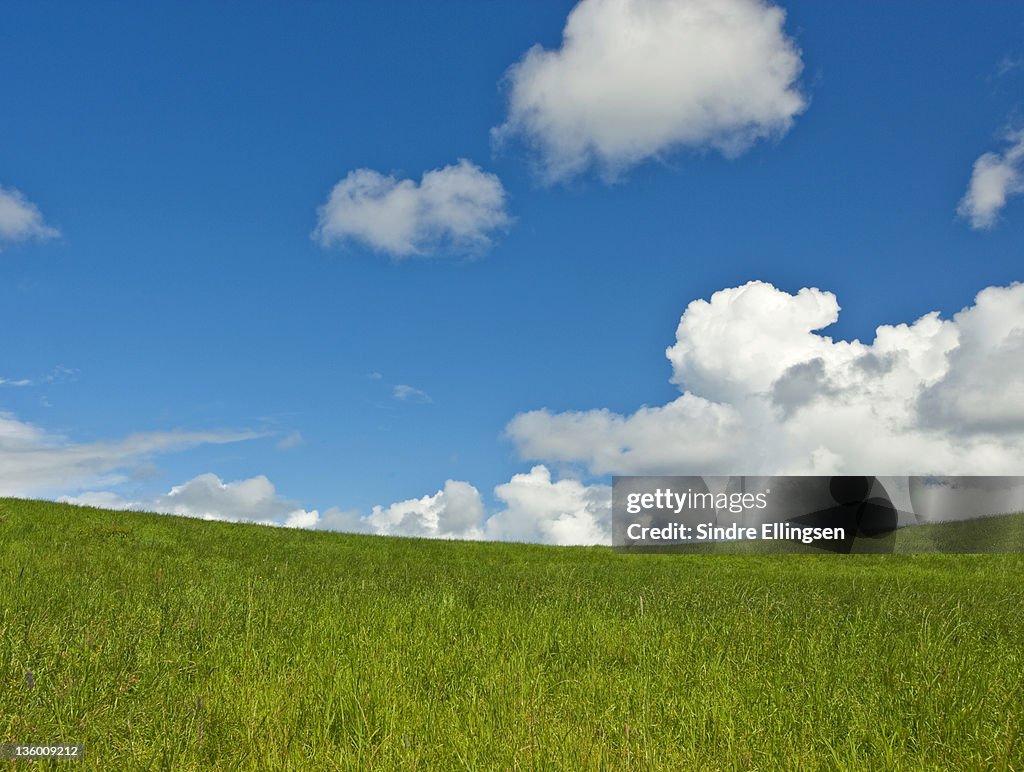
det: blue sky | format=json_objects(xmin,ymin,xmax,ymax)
[{"xmin": 2, "ymin": 1, "xmax": 1023, "ymax": 542}]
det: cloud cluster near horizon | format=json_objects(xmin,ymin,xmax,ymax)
[
  {"xmin": 508, "ymin": 280, "xmax": 1024, "ymax": 478},
  {"xmin": 64, "ymin": 473, "xmax": 319, "ymax": 529},
  {"xmin": 0, "ymin": 185, "xmax": 59, "ymax": 244},
  {"xmin": 958, "ymin": 131, "xmax": 1024, "ymax": 230},
  {"xmin": 314, "ymin": 160, "xmax": 510, "ymax": 258},
  {"xmin": 64, "ymin": 466, "xmax": 612, "ymax": 546},
  {"xmin": 493, "ymin": 0, "xmax": 806, "ymax": 182},
  {"xmin": 326, "ymin": 466, "xmax": 610, "ymax": 545}
]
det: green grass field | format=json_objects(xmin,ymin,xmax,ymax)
[{"xmin": 2, "ymin": 498, "xmax": 1023, "ymax": 770}]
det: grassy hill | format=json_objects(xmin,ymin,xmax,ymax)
[{"xmin": 2, "ymin": 498, "xmax": 1023, "ymax": 769}]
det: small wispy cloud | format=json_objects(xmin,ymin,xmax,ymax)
[
  {"xmin": 996, "ymin": 56, "xmax": 1024, "ymax": 78},
  {"xmin": 0, "ymin": 409, "xmax": 264, "ymax": 498},
  {"xmin": 0, "ymin": 365, "xmax": 78, "ymax": 388},
  {"xmin": 277, "ymin": 430, "xmax": 304, "ymax": 450},
  {"xmin": 0, "ymin": 185, "xmax": 60, "ymax": 244},
  {"xmin": 45, "ymin": 365, "xmax": 78, "ymax": 383},
  {"xmin": 957, "ymin": 130, "xmax": 1024, "ymax": 230},
  {"xmin": 393, "ymin": 384, "xmax": 432, "ymax": 404}
]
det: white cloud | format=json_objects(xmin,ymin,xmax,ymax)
[
  {"xmin": 508, "ymin": 280, "xmax": 1024, "ymax": 476},
  {"xmin": 393, "ymin": 384, "xmax": 432, "ymax": 404},
  {"xmin": 147, "ymin": 474, "xmax": 307, "ymax": 523},
  {"xmin": 493, "ymin": 0, "xmax": 806, "ymax": 182},
  {"xmin": 508, "ymin": 396, "xmax": 743, "ymax": 476},
  {"xmin": 0, "ymin": 411, "xmax": 261, "ymax": 498},
  {"xmin": 63, "ymin": 472, "xmax": 318, "ymax": 529},
  {"xmin": 345, "ymin": 479, "xmax": 486, "ymax": 540},
  {"xmin": 957, "ymin": 131, "xmax": 1024, "ymax": 229},
  {"xmin": 314, "ymin": 159, "xmax": 510, "ymax": 257},
  {"xmin": 485, "ymin": 465, "xmax": 611, "ymax": 545},
  {"xmin": 312, "ymin": 479, "xmax": 490, "ymax": 540},
  {"xmin": 0, "ymin": 185, "xmax": 59, "ymax": 243},
  {"xmin": 64, "ymin": 490, "xmax": 137, "ymax": 510}
]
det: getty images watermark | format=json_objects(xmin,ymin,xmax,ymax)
[{"xmin": 613, "ymin": 476, "xmax": 1024, "ymax": 554}]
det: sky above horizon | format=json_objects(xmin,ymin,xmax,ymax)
[{"xmin": 2, "ymin": 0, "xmax": 1024, "ymax": 543}]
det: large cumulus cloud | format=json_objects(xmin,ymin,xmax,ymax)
[{"xmin": 508, "ymin": 280, "xmax": 1024, "ymax": 475}]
